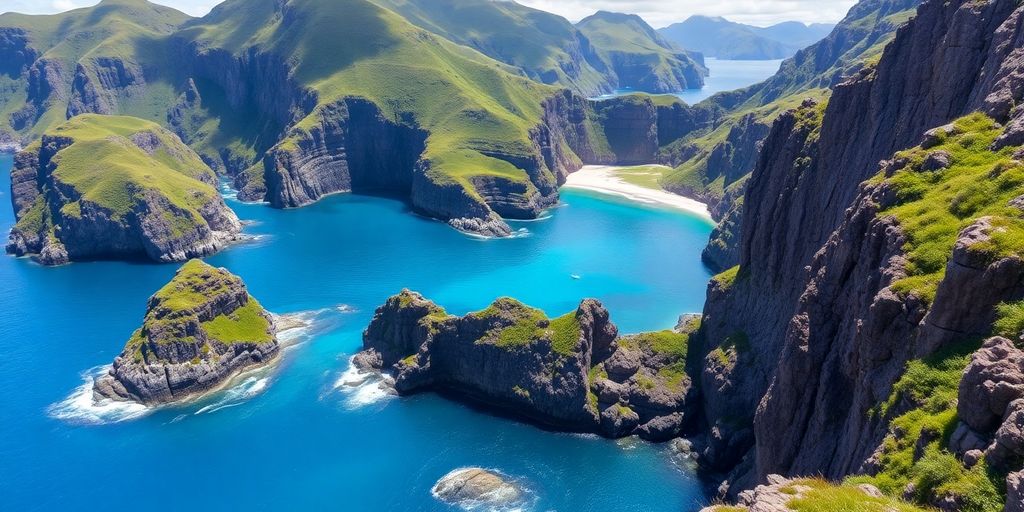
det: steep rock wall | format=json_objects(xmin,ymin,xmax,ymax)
[{"xmin": 695, "ymin": 0, "xmax": 1024, "ymax": 495}]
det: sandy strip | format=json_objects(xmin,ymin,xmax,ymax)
[{"xmin": 562, "ymin": 165, "xmax": 713, "ymax": 219}]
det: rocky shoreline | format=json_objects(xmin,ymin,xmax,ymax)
[{"xmin": 353, "ymin": 290, "xmax": 699, "ymax": 441}]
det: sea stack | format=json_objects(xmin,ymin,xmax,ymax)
[
  {"xmin": 354, "ymin": 290, "xmax": 698, "ymax": 440},
  {"xmin": 93, "ymin": 260, "xmax": 279, "ymax": 405}
]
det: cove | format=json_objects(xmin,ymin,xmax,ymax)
[{"xmin": 0, "ymin": 153, "xmax": 715, "ymax": 511}]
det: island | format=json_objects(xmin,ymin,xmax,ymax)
[
  {"xmin": 353, "ymin": 289, "xmax": 698, "ymax": 440},
  {"xmin": 93, "ymin": 260, "xmax": 279, "ymax": 405},
  {"xmin": 6, "ymin": 115, "xmax": 242, "ymax": 265}
]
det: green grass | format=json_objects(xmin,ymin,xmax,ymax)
[
  {"xmin": 11, "ymin": 115, "xmax": 224, "ymax": 255},
  {"xmin": 35, "ymin": 114, "xmax": 215, "ymax": 218},
  {"xmin": 619, "ymin": 329, "xmax": 691, "ymax": 391},
  {"xmin": 877, "ymin": 114, "xmax": 1024, "ymax": 304},
  {"xmin": 854, "ymin": 341, "xmax": 1004, "ymax": 512},
  {"xmin": 0, "ymin": 0, "xmax": 191, "ymax": 137},
  {"xmin": 134, "ymin": 260, "xmax": 274, "ymax": 351},
  {"xmin": 152, "ymin": 260, "xmax": 231, "ymax": 312},
  {"xmin": 184, "ymin": 0, "xmax": 568, "ymax": 195},
  {"xmin": 576, "ymin": 11, "xmax": 704, "ymax": 92},
  {"xmin": 714, "ymin": 265, "xmax": 742, "ymax": 289},
  {"xmin": 473, "ymin": 299, "xmax": 581, "ymax": 356},
  {"xmin": 784, "ymin": 479, "xmax": 929, "ymax": 512},
  {"xmin": 202, "ymin": 298, "xmax": 274, "ymax": 344},
  {"xmin": 610, "ymin": 164, "xmax": 672, "ymax": 190},
  {"xmin": 368, "ymin": 0, "xmax": 610, "ymax": 94}
]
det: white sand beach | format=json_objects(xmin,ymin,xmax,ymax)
[{"xmin": 562, "ymin": 165, "xmax": 713, "ymax": 219}]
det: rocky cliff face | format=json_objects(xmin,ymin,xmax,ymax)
[
  {"xmin": 694, "ymin": 0, "xmax": 1024, "ymax": 506},
  {"xmin": 93, "ymin": 260, "xmax": 279, "ymax": 405},
  {"xmin": 354, "ymin": 290, "xmax": 697, "ymax": 440},
  {"xmin": 6, "ymin": 115, "xmax": 241, "ymax": 265}
]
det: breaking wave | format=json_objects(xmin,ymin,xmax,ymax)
[
  {"xmin": 47, "ymin": 366, "xmax": 150, "ymax": 425},
  {"xmin": 331, "ymin": 357, "xmax": 396, "ymax": 409}
]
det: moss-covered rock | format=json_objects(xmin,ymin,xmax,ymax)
[
  {"xmin": 5, "ymin": 114, "xmax": 241, "ymax": 265},
  {"xmin": 93, "ymin": 259, "xmax": 278, "ymax": 405},
  {"xmin": 355, "ymin": 290, "xmax": 698, "ymax": 440}
]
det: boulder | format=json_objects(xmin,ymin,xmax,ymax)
[{"xmin": 432, "ymin": 468, "xmax": 524, "ymax": 509}]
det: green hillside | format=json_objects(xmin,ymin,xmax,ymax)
[
  {"xmin": 0, "ymin": 0, "xmax": 190, "ymax": 139},
  {"xmin": 370, "ymin": 0, "xmax": 611, "ymax": 95},
  {"xmin": 576, "ymin": 11, "xmax": 705, "ymax": 94}
]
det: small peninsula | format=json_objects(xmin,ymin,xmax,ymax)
[
  {"xmin": 6, "ymin": 115, "xmax": 241, "ymax": 265},
  {"xmin": 354, "ymin": 290, "xmax": 698, "ymax": 440},
  {"xmin": 93, "ymin": 260, "xmax": 279, "ymax": 406}
]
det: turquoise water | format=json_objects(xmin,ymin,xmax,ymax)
[
  {"xmin": 0, "ymin": 153, "xmax": 716, "ymax": 511},
  {"xmin": 593, "ymin": 58, "xmax": 783, "ymax": 104}
]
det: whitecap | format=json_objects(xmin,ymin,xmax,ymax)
[
  {"xmin": 194, "ymin": 374, "xmax": 270, "ymax": 415},
  {"xmin": 331, "ymin": 357, "xmax": 396, "ymax": 409},
  {"xmin": 47, "ymin": 366, "xmax": 150, "ymax": 425}
]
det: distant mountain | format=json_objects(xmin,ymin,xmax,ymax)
[
  {"xmin": 658, "ymin": 15, "xmax": 836, "ymax": 60},
  {"xmin": 576, "ymin": 11, "xmax": 706, "ymax": 93}
]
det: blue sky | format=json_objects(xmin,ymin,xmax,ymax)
[{"xmin": 4, "ymin": 0, "xmax": 859, "ymax": 27}]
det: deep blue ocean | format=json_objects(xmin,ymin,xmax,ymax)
[
  {"xmin": 0, "ymin": 153, "xmax": 716, "ymax": 511},
  {"xmin": 593, "ymin": 58, "xmax": 784, "ymax": 104}
]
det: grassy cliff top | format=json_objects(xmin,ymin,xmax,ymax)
[
  {"xmin": 142, "ymin": 259, "xmax": 274, "ymax": 346},
  {"xmin": 470, "ymin": 298, "xmax": 582, "ymax": 356},
  {"xmin": 32, "ymin": 114, "xmax": 218, "ymax": 221},
  {"xmin": 876, "ymin": 113, "xmax": 1024, "ymax": 303},
  {"xmin": 181, "ymin": 0, "xmax": 560, "ymax": 186}
]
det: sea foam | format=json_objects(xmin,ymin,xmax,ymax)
[
  {"xmin": 47, "ymin": 366, "xmax": 150, "ymax": 425},
  {"xmin": 332, "ymin": 356, "xmax": 396, "ymax": 409}
]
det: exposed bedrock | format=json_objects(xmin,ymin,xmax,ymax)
[
  {"xmin": 354, "ymin": 290, "xmax": 698, "ymax": 440},
  {"xmin": 259, "ymin": 89, "xmax": 628, "ymax": 237},
  {"xmin": 694, "ymin": 0, "xmax": 1024, "ymax": 497}
]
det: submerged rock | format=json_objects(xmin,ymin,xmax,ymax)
[
  {"xmin": 355, "ymin": 290, "xmax": 698, "ymax": 440},
  {"xmin": 432, "ymin": 468, "xmax": 524, "ymax": 510},
  {"xmin": 93, "ymin": 260, "xmax": 279, "ymax": 405}
]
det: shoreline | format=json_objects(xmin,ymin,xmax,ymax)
[{"xmin": 562, "ymin": 165, "xmax": 713, "ymax": 220}]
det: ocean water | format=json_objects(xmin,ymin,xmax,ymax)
[
  {"xmin": 0, "ymin": 153, "xmax": 716, "ymax": 511},
  {"xmin": 593, "ymin": 58, "xmax": 784, "ymax": 105}
]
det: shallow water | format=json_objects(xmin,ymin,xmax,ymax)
[
  {"xmin": 593, "ymin": 58, "xmax": 784, "ymax": 105},
  {"xmin": 0, "ymin": 153, "xmax": 716, "ymax": 511}
]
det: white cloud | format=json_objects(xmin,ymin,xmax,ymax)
[{"xmin": 3, "ymin": 0, "xmax": 860, "ymax": 27}]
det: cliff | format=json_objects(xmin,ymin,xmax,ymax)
[
  {"xmin": 694, "ymin": 0, "xmax": 1024, "ymax": 509},
  {"xmin": 93, "ymin": 259, "xmax": 279, "ymax": 405},
  {"xmin": 353, "ymin": 290, "xmax": 698, "ymax": 440},
  {"xmin": 660, "ymin": 0, "xmax": 922, "ymax": 270},
  {"xmin": 6, "ymin": 114, "xmax": 241, "ymax": 265}
]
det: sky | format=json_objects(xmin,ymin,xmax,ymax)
[{"xmin": 3, "ymin": 0, "xmax": 860, "ymax": 27}]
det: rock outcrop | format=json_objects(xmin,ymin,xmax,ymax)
[
  {"xmin": 93, "ymin": 260, "xmax": 279, "ymax": 405},
  {"xmin": 692, "ymin": 0, "xmax": 1024, "ymax": 506},
  {"xmin": 6, "ymin": 115, "xmax": 241, "ymax": 265},
  {"xmin": 354, "ymin": 290, "xmax": 697, "ymax": 440},
  {"xmin": 432, "ymin": 468, "xmax": 526, "ymax": 510},
  {"xmin": 700, "ymin": 476, "xmax": 907, "ymax": 512}
]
